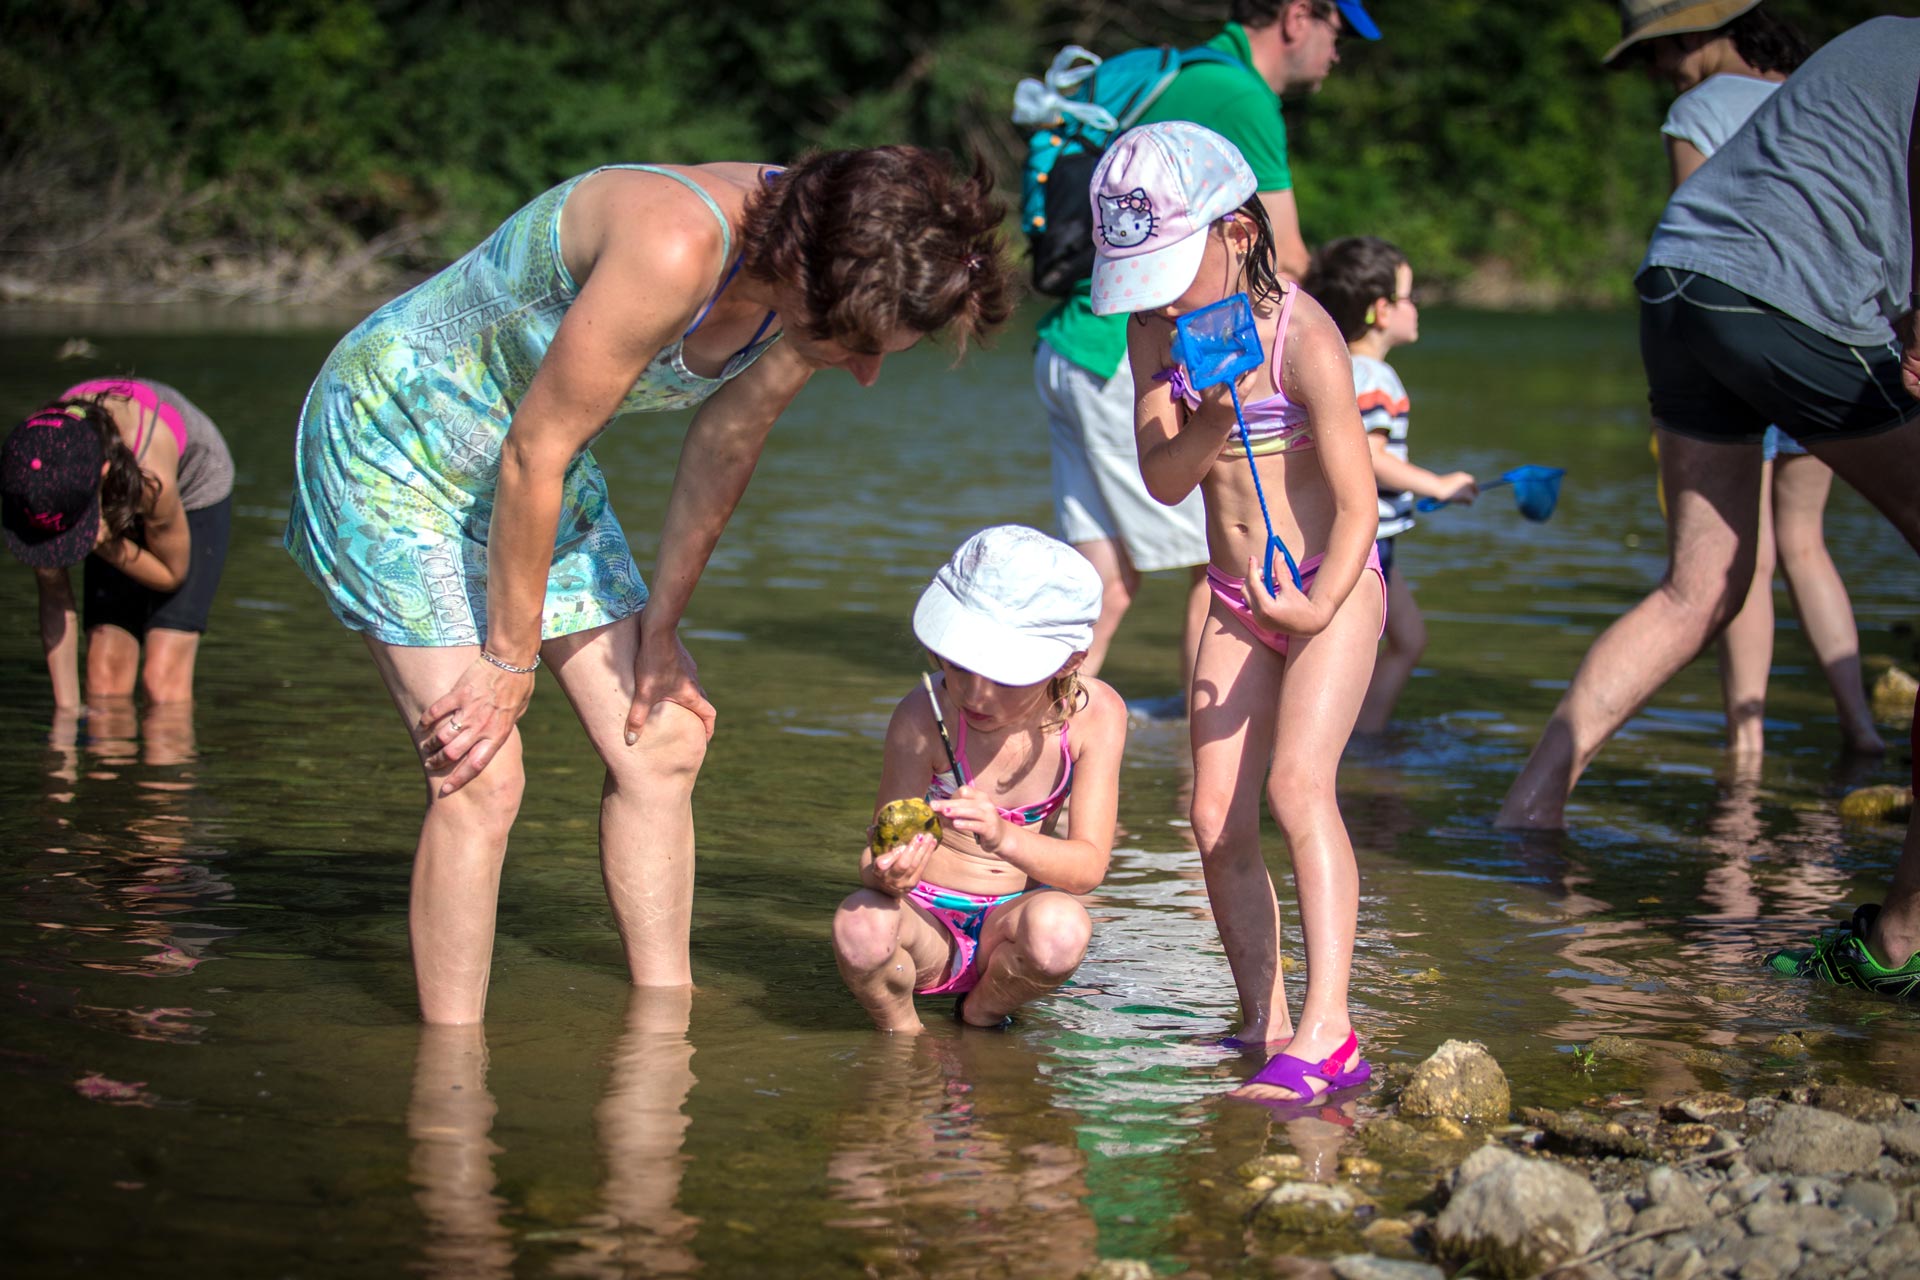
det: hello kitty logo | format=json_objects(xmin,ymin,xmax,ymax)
[{"xmin": 1098, "ymin": 189, "xmax": 1157, "ymax": 249}]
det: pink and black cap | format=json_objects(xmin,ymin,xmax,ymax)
[{"xmin": 2, "ymin": 406, "xmax": 103, "ymax": 568}]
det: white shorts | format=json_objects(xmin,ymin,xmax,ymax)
[{"xmin": 1037, "ymin": 341, "xmax": 1207, "ymax": 574}]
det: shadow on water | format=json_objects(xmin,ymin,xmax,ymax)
[{"xmin": 1, "ymin": 308, "xmax": 1916, "ymax": 1275}]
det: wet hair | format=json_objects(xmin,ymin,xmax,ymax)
[
  {"xmin": 1230, "ymin": 196, "xmax": 1287, "ymax": 307},
  {"xmin": 1302, "ymin": 236, "xmax": 1408, "ymax": 343},
  {"xmin": 36, "ymin": 394, "xmax": 154, "ymax": 539},
  {"xmin": 737, "ymin": 147, "xmax": 1017, "ymax": 356},
  {"xmin": 1231, "ymin": 0, "xmax": 1336, "ymax": 29},
  {"xmin": 1725, "ymin": 7, "xmax": 1811, "ymax": 76},
  {"xmin": 1043, "ymin": 670, "xmax": 1089, "ymax": 730}
]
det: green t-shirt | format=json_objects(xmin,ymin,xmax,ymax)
[{"xmin": 1035, "ymin": 23, "xmax": 1292, "ymax": 379}]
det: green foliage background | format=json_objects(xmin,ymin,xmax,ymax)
[{"xmin": 0, "ymin": 0, "xmax": 1902, "ymax": 302}]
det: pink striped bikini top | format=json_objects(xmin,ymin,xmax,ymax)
[
  {"xmin": 1155, "ymin": 283, "xmax": 1312, "ymax": 459},
  {"xmin": 926, "ymin": 718, "xmax": 1073, "ymax": 828}
]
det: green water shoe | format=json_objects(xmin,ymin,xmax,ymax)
[{"xmin": 1766, "ymin": 915, "xmax": 1920, "ymax": 1002}]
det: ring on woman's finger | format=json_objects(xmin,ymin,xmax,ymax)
[{"xmin": 449, "ymin": 719, "xmax": 464, "ymax": 733}]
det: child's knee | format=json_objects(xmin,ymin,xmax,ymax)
[
  {"xmin": 1265, "ymin": 767, "xmax": 1334, "ymax": 828},
  {"xmin": 832, "ymin": 891, "xmax": 903, "ymax": 970},
  {"xmin": 1016, "ymin": 895, "xmax": 1091, "ymax": 977},
  {"xmin": 1189, "ymin": 788, "xmax": 1253, "ymax": 853}
]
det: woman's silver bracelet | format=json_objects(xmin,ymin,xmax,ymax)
[{"xmin": 480, "ymin": 648, "xmax": 540, "ymax": 675}]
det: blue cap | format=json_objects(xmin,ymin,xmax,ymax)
[{"xmin": 1336, "ymin": 1, "xmax": 1382, "ymax": 40}]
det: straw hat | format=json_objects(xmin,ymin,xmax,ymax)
[{"xmin": 1602, "ymin": 0, "xmax": 1762, "ymax": 65}]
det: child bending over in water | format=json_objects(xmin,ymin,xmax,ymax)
[
  {"xmin": 1303, "ymin": 236, "xmax": 1476, "ymax": 733},
  {"xmin": 1091, "ymin": 122, "xmax": 1381, "ymax": 1102},
  {"xmin": 832, "ymin": 525, "xmax": 1127, "ymax": 1031}
]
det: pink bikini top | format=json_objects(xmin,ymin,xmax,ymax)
[
  {"xmin": 1155, "ymin": 284, "xmax": 1312, "ymax": 459},
  {"xmin": 926, "ymin": 717, "xmax": 1073, "ymax": 828},
  {"xmin": 61, "ymin": 379, "xmax": 185, "ymax": 459}
]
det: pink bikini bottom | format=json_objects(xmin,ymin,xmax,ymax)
[{"xmin": 1205, "ymin": 545, "xmax": 1386, "ymax": 657}]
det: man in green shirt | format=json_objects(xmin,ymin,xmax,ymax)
[{"xmin": 1036, "ymin": 0, "xmax": 1379, "ymax": 712}]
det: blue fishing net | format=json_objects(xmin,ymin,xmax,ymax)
[
  {"xmin": 1507, "ymin": 465, "xmax": 1564, "ymax": 522},
  {"xmin": 1173, "ymin": 294, "xmax": 1303, "ymax": 592},
  {"xmin": 1172, "ymin": 293, "xmax": 1265, "ymax": 390}
]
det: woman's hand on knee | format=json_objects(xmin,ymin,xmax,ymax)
[
  {"xmin": 628, "ymin": 628, "xmax": 715, "ymax": 745},
  {"xmin": 419, "ymin": 658, "xmax": 535, "ymax": 796}
]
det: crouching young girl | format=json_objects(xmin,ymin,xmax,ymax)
[{"xmin": 832, "ymin": 525, "xmax": 1128, "ymax": 1031}]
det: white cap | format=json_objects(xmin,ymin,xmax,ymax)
[
  {"xmin": 912, "ymin": 525, "xmax": 1102, "ymax": 686},
  {"xmin": 1088, "ymin": 120, "xmax": 1257, "ymax": 316}
]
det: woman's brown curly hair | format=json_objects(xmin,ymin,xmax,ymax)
[{"xmin": 737, "ymin": 147, "xmax": 1018, "ymax": 356}]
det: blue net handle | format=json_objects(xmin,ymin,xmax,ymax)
[{"xmin": 1229, "ymin": 384, "xmax": 1305, "ymax": 594}]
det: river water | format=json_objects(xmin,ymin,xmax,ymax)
[{"xmin": 1, "ymin": 305, "xmax": 1914, "ymax": 1276}]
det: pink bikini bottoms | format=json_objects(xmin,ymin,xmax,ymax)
[{"xmin": 1205, "ymin": 545, "xmax": 1387, "ymax": 657}]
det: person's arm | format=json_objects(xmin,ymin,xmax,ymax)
[
  {"xmin": 931, "ymin": 680, "xmax": 1126, "ymax": 895},
  {"xmin": 859, "ymin": 692, "xmax": 945, "ymax": 896},
  {"xmin": 625, "ymin": 341, "xmax": 812, "ymax": 746},
  {"xmin": 423, "ymin": 177, "xmax": 735, "ymax": 794},
  {"xmin": 92, "ymin": 425, "xmax": 191, "ymax": 592},
  {"xmin": 1666, "ymin": 135, "xmax": 1708, "ymax": 189},
  {"xmin": 1129, "ymin": 319, "xmax": 1236, "ymax": 505},
  {"xmin": 1367, "ymin": 434, "xmax": 1476, "ymax": 503},
  {"xmin": 33, "ymin": 566, "xmax": 81, "ymax": 707},
  {"xmin": 1259, "ymin": 189, "xmax": 1311, "ymax": 282},
  {"xmin": 1242, "ymin": 299, "xmax": 1378, "ymax": 637}
]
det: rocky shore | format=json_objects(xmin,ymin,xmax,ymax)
[{"xmin": 1087, "ymin": 1040, "xmax": 1920, "ymax": 1280}]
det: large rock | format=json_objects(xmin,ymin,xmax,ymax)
[
  {"xmin": 1747, "ymin": 1104, "xmax": 1882, "ymax": 1176},
  {"xmin": 1253, "ymin": 1181, "xmax": 1376, "ymax": 1234},
  {"xmin": 1879, "ymin": 1110, "xmax": 1920, "ymax": 1161},
  {"xmin": 1434, "ymin": 1148, "xmax": 1605, "ymax": 1279},
  {"xmin": 1871, "ymin": 666, "xmax": 1918, "ymax": 727},
  {"xmin": 1806, "ymin": 1082, "xmax": 1903, "ymax": 1122},
  {"xmin": 1329, "ymin": 1256, "xmax": 1444, "ymax": 1280},
  {"xmin": 1399, "ymin": 1040, "xmax": 1511, "ymax": 1123},
  {"xmin": 1837, "ymin": 785, "xmax": 1914, "ymax": 824},
  {"xmin": 1080, "ymin": 1263, "xmax": 1154, "ymax": 1280}
]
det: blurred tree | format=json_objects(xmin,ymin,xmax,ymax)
[{"xmin": 0, "ymin": 0, "xmax": 1900, "ymax": 302}]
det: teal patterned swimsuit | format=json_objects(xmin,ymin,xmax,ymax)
[{"xmin": 285, "ymin": 164, "xmax": 780, "ymax": 646}]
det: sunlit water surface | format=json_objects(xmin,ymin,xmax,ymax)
[{"xmin": 1, "ymin": 305, "xmax": 1914, "ymax": 1276}]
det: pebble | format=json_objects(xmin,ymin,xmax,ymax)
[
  {"xmin": 1328, "ymin": 1255, "xmax": 1444, "ymax": 1280},
  {"xmin": 1651, "ymin": 1246, "xmax": 1704, "ymax": 1280},
  {"xmin": 1839, "ymin": 1179, "xmax": 1899, "ymax": 1228}
]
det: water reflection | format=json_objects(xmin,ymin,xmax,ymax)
[
  {"xmin": 825, "ymin": 1033, "xmax": 1098, "ymax": 1278},
  {"xmin": 409, "ymin": 1024, "xmax": 515, "ymax": 1280},
  {"xmin": 558, "ymin": 985, "xmax": 701, "ymax": 1278},
  {"xmin": 17, "ymin": 701, "xmax": 228, "ymax": 1047}
]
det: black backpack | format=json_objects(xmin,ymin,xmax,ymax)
[{"xmin": 1011, "ymin": 44, "xmax": 1240, "ymax": 296}]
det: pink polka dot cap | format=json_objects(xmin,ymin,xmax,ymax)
[{"xmin": 1088, "ymin": 120, "xmax": 1256, "ymax": 317}]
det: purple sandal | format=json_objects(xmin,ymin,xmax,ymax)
[{"xmin": 1238, "ymin": 1031, "xmax": 1371, "ymax": 1101}]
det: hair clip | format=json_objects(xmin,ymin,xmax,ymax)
[{"xmin": 966, "ymin": 252, "xmax": 984, "ymax": 272}]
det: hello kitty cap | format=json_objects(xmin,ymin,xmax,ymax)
[{"xmin": 1088, "ymin": 121, "xmax": 1257, "ymax": 317}]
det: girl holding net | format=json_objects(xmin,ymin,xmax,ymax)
[{"xmin": 1089, "ymin": 121, "xmax": 1383, "ymax": 1102}]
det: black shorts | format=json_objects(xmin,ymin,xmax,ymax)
[
  {"xmin": 1636, "ymin": 268, "xmax": 1920, "ymax": 446},
  {"xmin": 1375, "ymin": 536, "xmax": 1397, "ymax": 582},
  {"xmin": 84, "ymin": 497, "xmax": 231, "ymax": 636}
]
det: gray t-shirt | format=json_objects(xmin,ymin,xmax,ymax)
[
  {"xmin": 1641, "ymin": 15, "xmax": 1919, "ymax": 347},
  {"xmin": 143, "ymin": 381, "xmax": 235, "ymax": 512}
]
